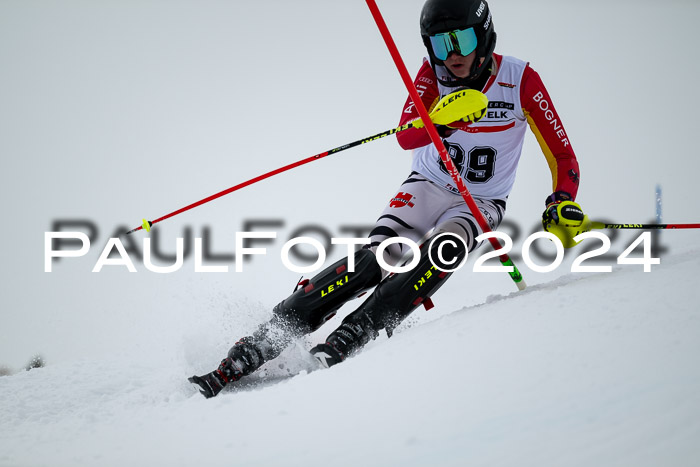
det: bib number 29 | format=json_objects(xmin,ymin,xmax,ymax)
[{"xmin": 440, "ymin": 142, "xmax": 496, "ymax": 184}]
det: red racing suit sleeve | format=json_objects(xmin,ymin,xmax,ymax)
[
  {"xmin": 521, "ymin": 65, "xmax": 580, "ymax": 200},
  {"xmin": 396, "ymin": 60, "xmax": 441, "ymax": 150}
]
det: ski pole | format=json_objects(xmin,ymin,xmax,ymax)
[
  {"xmin": 126, "ymin": 89, "xmax": 487, "ymax": 235},
  {"xmin": 591, "ymin": 222, "xmax": 700, "ymax": 230},
  {"xmin": 366, "ymin": 0, "xmax": 526, "ymax": 291}
]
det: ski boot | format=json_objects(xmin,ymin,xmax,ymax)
[
  {"xmin": 310, "ymin": 311, "xmax": 378, "ymax": 368},
  {"xmin": 189, "ymin": 339, "xmax": 264, "ymax": 398},
  {"xmin": 188, "ymin": 357, "xmax": 242, "ymax": 398}
]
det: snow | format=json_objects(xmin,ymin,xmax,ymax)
[
  {"xmin": 1, "ymin": 251, "xmax": 699, "ymax": 467},
  {"xmin": 2, "ymin": 0, "xmax": 700, "ymax": 465}
]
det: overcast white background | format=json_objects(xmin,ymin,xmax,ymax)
[{"xmin": 1, "ymin": 0, "xmax": 699, "ymax": 370}]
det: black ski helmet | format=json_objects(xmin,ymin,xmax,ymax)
[{"xmin": 420, "ymin": 0, "xmax": 497, "ymax": 86}]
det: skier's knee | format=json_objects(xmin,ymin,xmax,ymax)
[{"xmin": 432, "ymin": 220, "xmax": 476, "ymax": 252}]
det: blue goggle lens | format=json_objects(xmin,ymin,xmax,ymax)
[{"xmin": 429, "ymin": 28, "xmax": 478, "ymax": 61}]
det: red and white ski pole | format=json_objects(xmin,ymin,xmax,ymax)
[
  {"xmin": 365, "ymin": 0, "xmax": 526, "ymax": 290},
  {"xmin": 125, "ymin": 89, "xmax": 486, "ymax": 235},
  {"xmin": 591, "ymin": 222, "xmax": 700, "ymax": 230}
]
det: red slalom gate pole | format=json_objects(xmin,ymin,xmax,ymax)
[{"xmin": 365, "ymin": 0, "xmax": 526, "ymax": 290}]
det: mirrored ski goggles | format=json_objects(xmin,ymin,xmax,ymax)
[{"xmin": 428, "ymin": 27, "xmax": 478, "ymax": 61}]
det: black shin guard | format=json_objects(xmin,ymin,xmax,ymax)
[
  {"xmin": 273, "ymin": 248, "xmax": 383, "ymax": 333},
  {"xmin": 316, "ymin": 233, "xmax": 467, "ymax": 366},
  {"xmin": 231, "ymin": 248, "xmax": 383, "ymax": 369},
  {"xmin": 364, "ymin": 232, "xmax": 466, "ymax": 333}
]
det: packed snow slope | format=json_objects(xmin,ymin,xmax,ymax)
[
  {"xmin": 1, "ymin": 250, "xmax": 699, "ymax": 467},
  {"xmin": 2, "ymin": 0, "xmax": 700, "ymax": 466},
  {"xmin": 3, "ymin": 0, "xmax": 700, "ymax": 369}
]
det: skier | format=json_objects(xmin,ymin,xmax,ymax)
[{"xmin": 190, "ymin": 0, "xmax": 586, "ymax": 398}]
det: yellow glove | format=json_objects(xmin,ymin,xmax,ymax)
[{"xmin": 542, "ymin": 199, "xmax": 591, "ymax": 248}]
